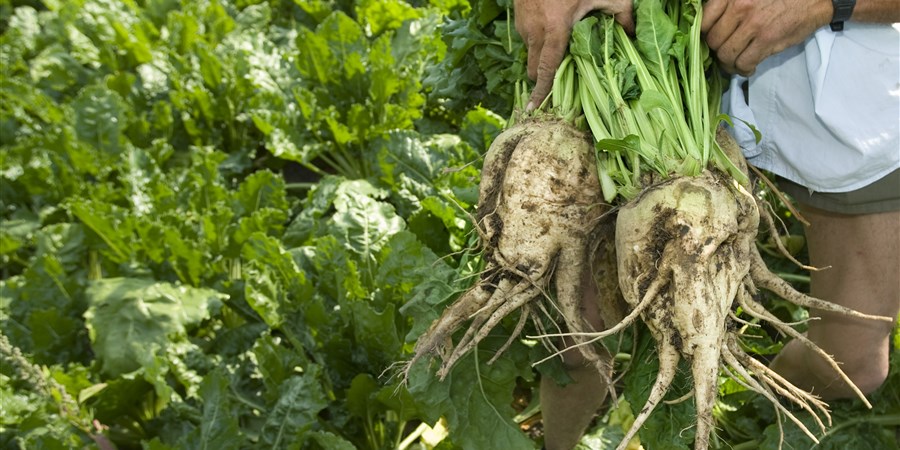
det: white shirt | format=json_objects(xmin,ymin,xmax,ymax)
[{"xmin": 724, "ymin": 23, "xmax": 900, "ymax": 193}]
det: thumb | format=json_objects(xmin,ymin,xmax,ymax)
[{"xmin": 614, "ymin": 10, "xmax": 634, "ymax": 35}]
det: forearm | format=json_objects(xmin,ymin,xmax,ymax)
[
  {"xmin": 851, "ymin": 0, "xmax": 900, "ymax": 23},
  {"xmin": 702, "ymin": 0, "xmax": 899, "ymax": 75},
  {"xmin": 807, "ymin": 0, "xmax": 900, "ymax": 30}
]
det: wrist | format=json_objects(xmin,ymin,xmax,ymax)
[{"xmin": 810, "ymin": 0, "xmax": 836, "ymax": 30}]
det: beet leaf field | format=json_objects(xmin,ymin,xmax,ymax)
[{"xmin": 2, "ymin": 1, "xmax": 898, "ymax": 449}]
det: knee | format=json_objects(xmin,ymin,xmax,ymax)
[
  {"xmin": 839, "ymin": 362, "xmax": 889, "ymax": 395},
  {"xmin": 809, "ymin": 348, "xmax": 890, "ymax": 398}
]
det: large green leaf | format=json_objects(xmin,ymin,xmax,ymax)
[
  {"xmin": 71, "ymin": 85, "xmax": 129, "ymax": 155},
  {"xmin": 233, "ymin": 170, "xmax": 289, "ymax": 216},
  {"xmin": 407, "ymin": 338, "xmax": 536, "ymax": 450},
  {"xmin": 241, "ymin": 232, "xmax": 313, "ymax": 329},
  {"xmin": 252, "ymin": 333, "xmax": 309, "ymax": 403},
  {"xmin": 635, "ymin": 0, "xmax": 676, "ymax": 79},
  {"xmin": 69, "ymin": 200, "xmax": 131, "ymax": 262},
  {"xmin": 327, "ymin": 180, "xmax": 405, "ymax": 259},
  {"xmin": 294, "ymin": 27, "xmax": 331, "ymax": 84},
  {"xmin": 4, "ymin": 252, "xmax": 89, "ymax": 364},
  {"xmin": 259, "ymin": 366, "xmax": 329, "ymax": 448},
  {"xmin": 181, "ymin": 370, "xmax": 243, "ymax": 450},
  {"xmin": 84, "ymin": 277, "xmax": 226, "ymax": 377},
  {"xmin": 346, "ymin": 300, "xmax": 402, "ymax": 365}
]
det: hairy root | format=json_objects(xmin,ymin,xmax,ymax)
[{"xmin": 749, "ymin": 250, "xmax": 892, "ymax": 323}]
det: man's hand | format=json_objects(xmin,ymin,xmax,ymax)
[
  {"xmin": 514, "ymin": 0, "xmax": 633, "ymax": 110},
  {"xmin": 701, "ymin": 0, "xmax": 832, "ymax": 76}
]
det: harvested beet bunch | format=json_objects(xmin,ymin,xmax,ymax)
[{"xmin": 408, "ymin": 1, "xmax": 893, "ymax": 449}]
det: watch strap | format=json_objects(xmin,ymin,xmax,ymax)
[{"xmin": 830, "ymin": 0, "xmax": 857, "ymax": 32}]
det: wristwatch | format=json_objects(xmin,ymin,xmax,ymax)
[{"xmin": 830, "ymin": 0, "xmax": 856, "ymax": 32}]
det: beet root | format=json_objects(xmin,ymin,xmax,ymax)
[{"xmin": 407, "ymin": 117, "xmax": 612, "ymax": 380}]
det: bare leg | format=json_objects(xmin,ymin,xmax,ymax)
[
  {"xmin": 541, "ymin": 264, "xmax": 611, "ymax": 450},
  {"xmin": 770, "ymin": 206, "xmax": 900, "ymax": 399}
]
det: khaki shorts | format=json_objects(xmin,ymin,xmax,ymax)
[{"xmin": 777, "ymin": 169, "xmax": 900, "ymax": 215}]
